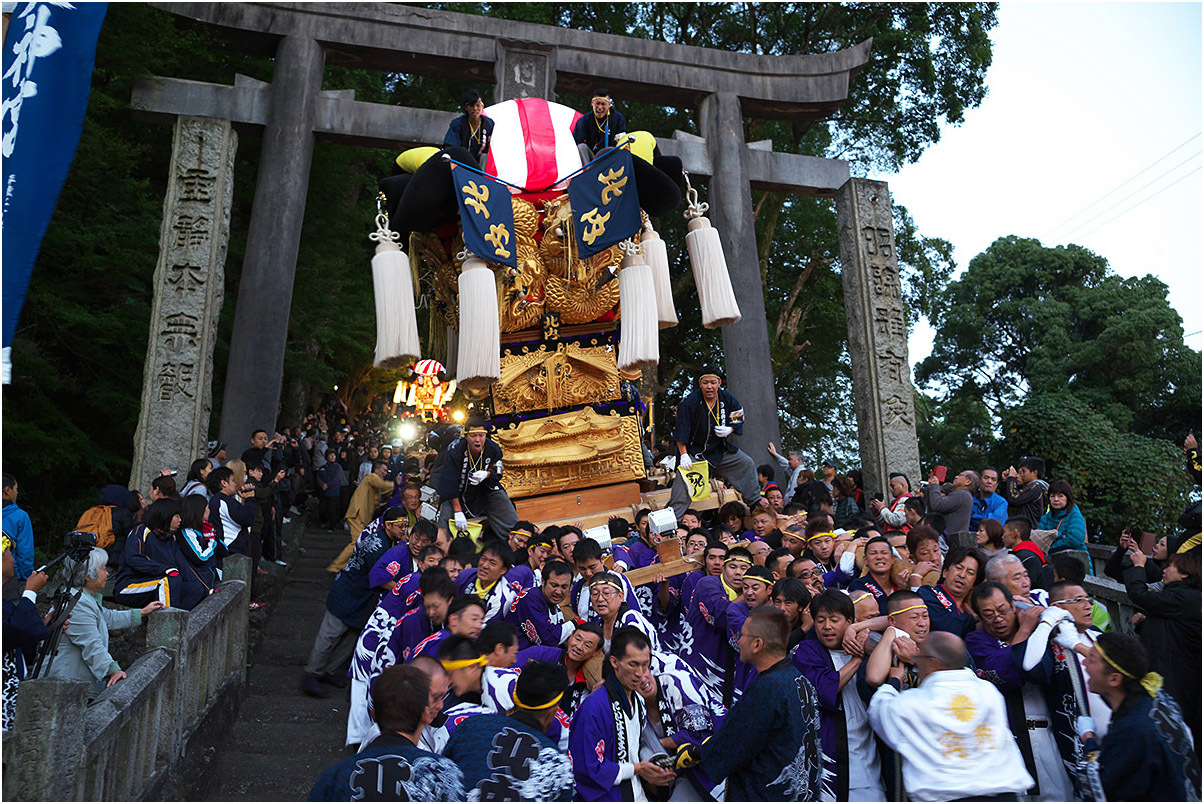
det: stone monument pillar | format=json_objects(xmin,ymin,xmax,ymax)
[
  {"xmin": 699, "ymin": 92, "xmax": 782, "ymax": 469},
  {"xmin": 130, "ymin": 116, "xmax": 236, "ymax": 489},
  {"xmin": 835, "ymin": 177, "xmax": 921, "ymax": 501},
  {"xmin": 219, "ymin": 34, "xmax": 324, "ymax": 451}
]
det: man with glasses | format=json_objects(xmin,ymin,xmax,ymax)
[
  {"xmin": 1045, "ymin": 580, "xmax": 1111, "ymax": 738},
  {"xmin": 965, "ymin": 582, "xmax": 1079, "ymax": 801},
  {"xmin": 867, "ymin": 631, "xmax": 1033, "ymax": 801}
]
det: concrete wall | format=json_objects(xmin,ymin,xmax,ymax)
[{"xmin": 3, "ymin": 556, "xmax": 251, "ymax": 802}]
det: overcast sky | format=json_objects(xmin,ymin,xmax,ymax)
[{"xmin": 882, "ymin": 2, "xmax": 1203, "ymax": 373}]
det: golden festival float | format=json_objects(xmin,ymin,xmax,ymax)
[{"xmin": 370, "ymin": 98, "xmax": 742, "ymax": 524}]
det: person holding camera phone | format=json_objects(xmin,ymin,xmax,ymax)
[{"xmin": 205, "ymin": 466, "xmax": 258, "ymax": 568}]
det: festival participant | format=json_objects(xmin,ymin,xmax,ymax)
[
  {"xmin": 723, "ymin": 565, "xmax": 774, "ymax": 698},
  {"xmin": 303, "ymin": 507, "xmax": 409, "ymax": 698},
  {"xmin": 505, "ymin": 524, "xmax": 551, "ymax": 589},
  {"xmin": 477, "ymin": 621, "xmax": 521, "ymax": 668},
  {"xmin": 868, "ymin": 473, "xmax": 911, "ymax": 531},
  {"xmin": 866, "ymin": 631, "xmax": 1033, "ymax": 801},
  {"xmin": 308, "ymin": 665, "xmax": 465, "ymax": 801},
  {"xmin": 682, "ymin": 545, "xmax": 749, "ymax": 705},
  {"xmin": 749, "ymin": 506, "xmax": 784, "ymax": 550},
  {"xmin": 793, "ymin": 589, "xmax": 885, "ymax": 802},
  {"xmin": 678, "ymin": 607, "xmax": 828, "ymax": 801},
  {"xmin": 517, "ymin": 621, "xmax": 605, "ymax": 720},
  {"xmin": 384, "ymin": 569, "xmax": 458, "ymax": 668},
  {"xmin": 331, "ymin": 460, "xmax": 398, "ymax": 573},
  {"xmin": 668, "ymin": 366, "xmax": 762, "ymax": 519},
  {"xmin": 410, "ymin": 594, "xmax": 485, "ymax": 661},
  {"xmin": 370, "ymin": 520, "xmax": 439, "ymax": 588},
  {"xmin": 569, "ymin": 538, "xmax": 640, "ymax": 620},
  {"xmin": 772, "ymin": 577, "xmax": 813, "ymax": 649},
  {"xmin": 442, "ymin": 89, "xmax": 494, "ymax": 166},
  {"xmin": 965, "ymin": 582, "xmax": 1077, "ymax": 801},
  {"xmin": 555, "ymin": 527, "xmax": 581, "ymax": 565},
  {"xmin": 847, "ymin": 535, "xmax": 900, "ymax": 616},
  {"xmin": 506, "ymin": 559, "xmax": 575, "ymax": 650},
  {"xmin": 588, "ymin": 572, "xmax": 661, "ymax": 654},
  {"xmin": 437, "ymin": 414, "xmax": 518, "ymax": 543},
  {"xmin": 454, "ymin": 542, "xmax": 518, "ymax": 623},
  {"xmin": 863, "ymin": 590, "xmax": 930, "ymax": 696},
  {"xmin": 916, "ymin": 544, "xmax": 983, "ymax": 637},
  {"xmin": 568, "ymin": 627, "xmax": 677, "ymax": 800},
  {"xmin": 635, "ymin": 650, "xmax": 728, "ymax": 801},
  {"xmin": 572, "ymin": 87, "xmax": 627, "ymax": 159},
  {"xmin": 442, "ymin": 661, "xmax": 575, "ymax": 801},
  {"xmin": 1077, "ymin": 632, "xmax": 1201, "ymax": 801},
  {"xmin": 1002, "ymin": 516, "xmax": 1051, "ymax": 590},
  {"xmin": 986, "ymin": 552, "xmax": 1048, "ymax": 608}
]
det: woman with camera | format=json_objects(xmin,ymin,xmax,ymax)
[{"xmin": 47, "ymin": 547, "xmax": 163, "ymax": 697}]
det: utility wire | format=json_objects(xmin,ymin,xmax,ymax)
[
  {"xmin": 1060, "ymin": 152, "xmax": 1201, "ymax": 240},
  {"xmin": 1043, "ymin": 131, "xmax": 1201, "ymax": 238},
  {"xmin": 1075, "ymin": 164, "xmax": 1201, "ymax": 239}
]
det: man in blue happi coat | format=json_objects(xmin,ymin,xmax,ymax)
[
  {"xmin": 505, "ymin": 559, "xmax": 576, "ymax": 650},
  {"xmin": 309, "ymin": 664, "xmax": 464, "ymax": 801},
  {"xmin": 668, "ymin": 365, "xmax": 763, "ymax": 519}
]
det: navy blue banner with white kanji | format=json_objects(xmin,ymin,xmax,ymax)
[
  {"xmin": 2, "ymin": 2, "xmax": 108, "ymax": 382},
  {"xmin": 567, "ymin": 146, "xmax": 642, "ymax": 259},
  {"xmin": 452, "ymin": 165, "xmax": 517, "ymax": 269}
]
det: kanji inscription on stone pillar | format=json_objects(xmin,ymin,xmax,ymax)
[
  {"xmin": 130, "ymin": 116, "xmax": 236, "ymax": 489},
  {"xmin": 836, "ymin": 178, "xmax": 921, "ymax": 501}
]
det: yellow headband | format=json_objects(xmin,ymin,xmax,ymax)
[
  {"xmin": 466, "ymin": 427, "xmax": 489, "ymax": 434},
  {"xmin": 699, "ymin": 374, "xmax": 721, "ymax": 382},
  {"xmin": 890, "ymin": 604, "xmax": 927, "ymax": 616},
  {"xmin": 510, "ymin": 530, "xmax": 532, "ymax": 540},
  {"xmin": 440, "ymin": 656, "xmax": 486, "ymax": 671},
  {"xmin": 807, "ymin": 531, "xmax": 836, "ymax": 542},
  {"xmin": 724, "ymin": 556, "xmax": 752, "ymax": 566},
  {"xmin": 742, "ymin": 574, "xmax": 773, "ymax": 587},
  {"xmin": 851, "ymin": 592, "xmax": 874, "ymax": 605},
  {"xmin": 1095, "ymin": 641, "xmax": 1164, "ymax": 697},
  {"xmin": 591, "ymin": 96, "xmax": 610, "ymax": 103},
  {"xmin": 513, "ymin": 690, "xmax": 565, "ymax": 710}
]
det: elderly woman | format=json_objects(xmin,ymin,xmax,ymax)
[
  {"xmin": 47, "ymin": 548, "xmax": 163, "ymax": 697},
  {"xmin": 1123, "ymin": 548, "xmax": 1201, "ymax": 748}
]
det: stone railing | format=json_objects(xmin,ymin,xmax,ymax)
[{"xmin": 3, "ymin": 555, "xmax": 251, "ymax": 802}]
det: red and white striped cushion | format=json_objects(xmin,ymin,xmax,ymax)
[{"xmin": 484, "ymin": 98, "xmax": 584, "ymax": 193}]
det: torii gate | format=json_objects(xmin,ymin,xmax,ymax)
[{"xmin": 128, "ymin": 2, "xmax": 920, "ymax": 500}]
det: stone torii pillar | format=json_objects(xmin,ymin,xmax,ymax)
[
  {"xmin": 700, "ymin": 92, "xmax": 782, "ymax": 465},
  {"xmin": 218, "ymin": 34, "xmax": 324, "ymax": 451}
]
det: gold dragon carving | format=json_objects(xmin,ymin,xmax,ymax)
[{"xmin": 496, "ymin": 408, "xmax": 644, "ymax": 497}]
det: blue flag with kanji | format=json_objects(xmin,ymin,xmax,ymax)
[
  {"xmin": 452, "ymin": 165, "xmax": 517, "ymax": 269},
  {"xmin": 2, "ymin": 1, "xmax": 108, "ymax": 383},
  {"xmin": 567, "ymin": 147, "xmax": 642, "ymax": 259}
]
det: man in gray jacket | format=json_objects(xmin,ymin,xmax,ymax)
[
  {"xmin": 47, "ymin": 548, "xmax": 163, "ymax": 697},
  {"xmin": 923, "ymin": 470, "xmax": 978, "ymax": 536}
]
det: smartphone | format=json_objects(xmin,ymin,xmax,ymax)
[{"xmin": 932, "ymin": 465, "xmax": 947, "ymax": 483}]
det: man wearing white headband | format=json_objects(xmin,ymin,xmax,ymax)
[{"xmin": 436, "ymin": 414, "xmax": 518, "ymax": 543}]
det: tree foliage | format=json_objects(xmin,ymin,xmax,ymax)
[{"xmin": 917, "ymin": 236, "xmax": 1199, "ymax": 540}]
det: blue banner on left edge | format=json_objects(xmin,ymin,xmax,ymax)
[
  {"xmin": 452, "ymin": 165, "xmax": 518, "ymax": 269},
  {"xmin": 2, "ymin": 1, "xmax": 108, "ymax": 381}
]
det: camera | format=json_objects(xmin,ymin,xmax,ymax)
[{"xmin": 65, "ymin": 530, "xmax": 98, "ymax": 557}]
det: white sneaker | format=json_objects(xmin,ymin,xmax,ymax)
[
  {"xmin": 289, "ymin": 506, "xmax": 302, "ymax": 516},
  {"xmin": 282, "ymin": 517, "xmax": 292, "ymax": 524},
  {"xmin": 273, "ymin": 559, "xmax": 288, "ymax": 567}
]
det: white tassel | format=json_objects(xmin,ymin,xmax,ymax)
[
  {"xmin": 641, "ymin": 223, "xmax": 678, "ymax": 330},
  {"xmin": 683, "ymin": 175, "xmax": 741, "ymax": 329},
  {"xmin": 617, "ymin": 243, "xmax": 659, "ymax": 373},
  {"xmin": 370, "ymin": 203, "xmax": 421, "ymax": 368},
  {"xmin": 455, "ymin": 255, "xmax": 500, "ymax": 390}
]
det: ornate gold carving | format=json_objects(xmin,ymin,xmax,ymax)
[
  {"xmin": 498, "ymin": 409, "xmax": 645, "ymax": 498},
  {"xmin": 539, "ymin": 196, "xmax": 621, "ymax": 324},
  {"xmin": 495, "ymin": 343, "xmax": 619, "ymax": 414},
  {"xmin": 410, "ymin": 230, "xmax": 461, "ymax": 330}
]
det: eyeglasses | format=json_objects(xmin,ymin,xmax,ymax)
[
  {"xmin": 797, "ymin": 569, "xmax": 820, "ymax": 579},
  {"xmin": 1052, "ymin": 596, "xmax": 1094, "ymax": 606},
  {"xmin": 979, "ymin": 606, "xmax": 1012, "ymax": 621}
]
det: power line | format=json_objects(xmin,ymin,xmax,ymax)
[
  {"xmin": 1043, "ymin": 131, "xmax": 1201, "ymax": 238},
  {"xmin": 1075, "ymin": 164, "xmax": 1201, "ymax": 239},
  {"xmin": 1059, "ymin": 152, "xmax": 1201, "ymax": 241}
]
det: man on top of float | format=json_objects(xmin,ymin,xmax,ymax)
[
  {"xmin": 436, "ymin": 413, "xmax": 519, "ymax": 543},
  {"xmin": 668, "ymin": 365, "xmax": 765, "ymax": 520},
  {"xmin": 572, "ymin": 87, "xmax": 627, "ymax": 163}
]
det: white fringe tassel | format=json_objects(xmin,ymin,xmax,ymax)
[
  {"xmin": 371, "ymin": 242, "xmax": 421, "ymax": 368},
  {"xmin": 617, "ymin": 248, "xmax": 660, "ymax": 372},
  {"xmin": 686, "ymin": 215, "xmax": 741, "ymax": 329},
  {"xmin": 641, "ymin": 224, "xmax": 678, "ymax": 330},
  {"xmin": 456, "ymin": 256, "xmax": 500, "ymax": 390}
]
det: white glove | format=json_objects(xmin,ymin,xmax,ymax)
[
  {"xmin": 1053, "ymin": 620, "xmax": 1086, "ymax": 651},
  {"xmin": 1075, "ymin": 715, "xmax": 1096, "ymax": 739},
  {"xmin": 713, "ymin": 425, "xmax": 733, "ymax": 438},
  {"xmin": 453, "ymin": 512, "xmax": 468, "ymax": 532},
  {"xmin": 1039, "ymin": 606, "xmax": 1074, "ymax": 628},
  {"xmin": 678, "ymin": 454, "xmax": 693, "ymax": 470},
  {"xmin": 838, "ymin": 549, "xmax": 856, "ymax": 575},
  {"xmin": 469, "ymin": 470, "xmax": 488, "ymax": 486}
]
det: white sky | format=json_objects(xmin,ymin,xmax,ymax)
[{"xmin": 883, "ymin": 2, "xmax": 1203, "ymax": 371}]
